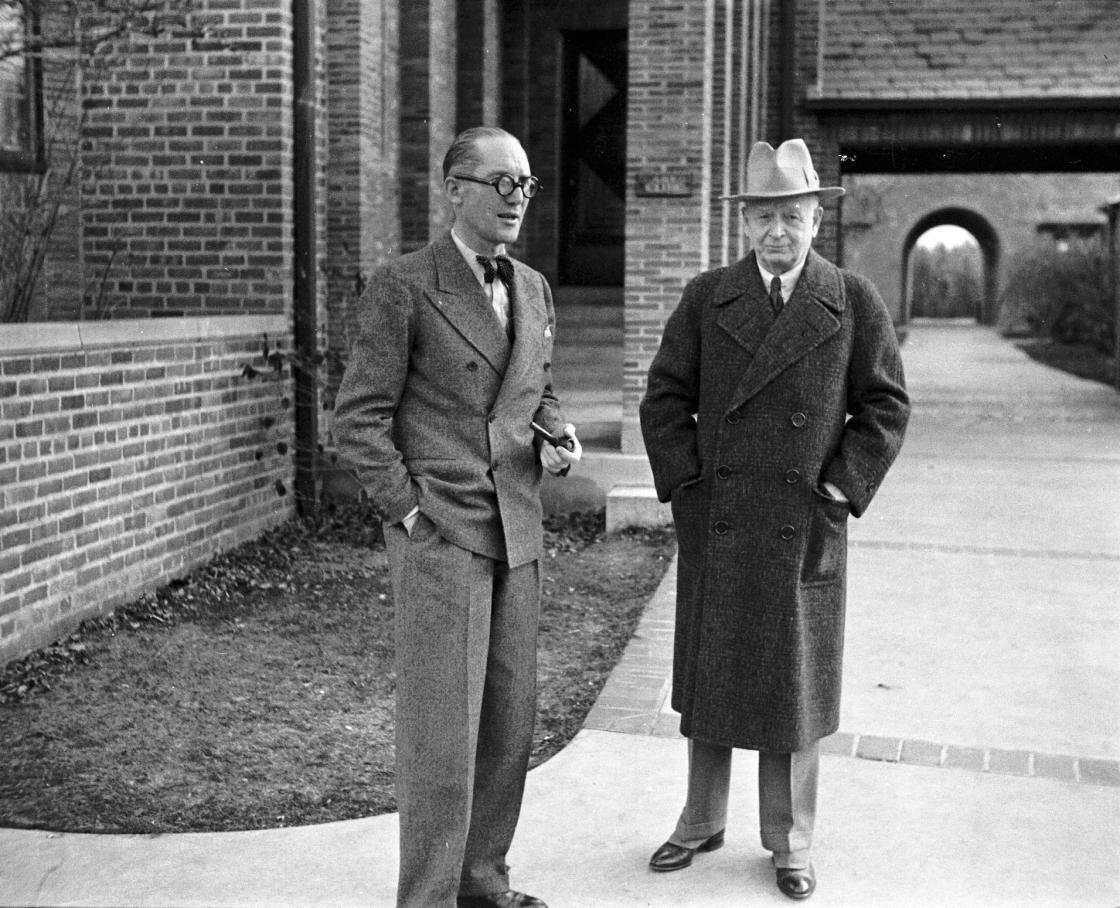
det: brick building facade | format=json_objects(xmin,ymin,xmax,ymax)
[{"xmin": 2, "ymin": 0, "xmax": 1118, "ymax": 663}]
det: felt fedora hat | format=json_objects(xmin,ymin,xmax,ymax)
[{"xmin": 721, "ymin": 139, "xmax": 844, "ymax": 201}]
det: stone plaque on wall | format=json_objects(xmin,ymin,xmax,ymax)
[{"xmin": 635, "ymin": 172, "xmax": 693, "ymax": 197}]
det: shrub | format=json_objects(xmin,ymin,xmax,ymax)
[{"xmin": 999, "ymin": 237, "xmax": 1114, "ymax": 354}]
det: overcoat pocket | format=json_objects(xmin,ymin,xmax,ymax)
[{"xmin": 801, "ymin": 493, "xmax": 848, "ymax": 585}]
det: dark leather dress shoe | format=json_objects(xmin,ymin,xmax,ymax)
[
  {"xmin": 457, "ymin": 890, "xmax": 548, "ymax": 908},
  {"xmin": 648, "ymin": 829, "xmax": 725, "ymax": 872},
  {"xmin": 775, "ymin": 863, "xmax": 816, "ymax": 900}
]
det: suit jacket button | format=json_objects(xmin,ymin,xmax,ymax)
[
  {"xmin": 725, "ymin": 413, "xmax": 740, "ymax": 424},
  {"xmin": 713, "ymin": 521, "xmax": 730, "ymax": 535},
  {"xmin": 780, "ymin": 524, "xmax": 797, "ymax": 540},
  {"xmin": 492, "ymin": 462, "xmax": 499, "ymax": 471},
  {"xmin": 784, "ymin": 469, "xmax": 800, "ymax": 484},
  {"xmin": 790, "ymin": 412, "xmax": 807, "ymax": 428},
  {"xmin": 488, "ymin": 413, "xmax": 496, "ymax": 423},
  {"xmin": 716, "ymin": 465, "xmax": 731, "ymax": 479},
  {"xmin": 467, "ymin": 361, "xmax": 479, "ymax": 371}
]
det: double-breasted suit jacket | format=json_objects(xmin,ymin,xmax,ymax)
[
  {"xmin": 333, "ymin": 232, "xmax": 564, "ymax": 567},
  {"xmin": 640, "ymin": 249, "xmax": 910, "ymax": 753}
]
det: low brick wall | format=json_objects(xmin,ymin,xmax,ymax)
[{"xmin": 0, "ymin": 316, "xmax": 294, "ymax": 667}]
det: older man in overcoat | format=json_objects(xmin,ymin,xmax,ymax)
[
  {"xmin": 334, "ymin": 126, "xmax": 579, "ymax": 908},
  {"xmin": 639, "ymin": 138, "xmax": 909, "ymax": 900}
]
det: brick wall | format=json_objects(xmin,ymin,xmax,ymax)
[
  {"xmin": 324, "ymin": 0, "xmax": 401, "ymax": 397},
  {"xmin": 79, "ymin": 0, "xmax": 297, "ymax": 318},
  {"xmin": 0, "ymin": 316, "xmax": 293, "ymax": 667},
  {"xmin": 842, "ymin": 172, "xmax": 1120, "ymax": 324}
]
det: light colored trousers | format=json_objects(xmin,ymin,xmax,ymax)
[
  {"xmin": 386, "ymin": 516, "xmax": 541, "ymax": 908},
  {"xmin": 669, "ymin": 737, "xmax": 821, "ymax": 869}
]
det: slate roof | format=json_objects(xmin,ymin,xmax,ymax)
[{"xmin": 816, "ymin": 0, "xmax": 1120, "ymax": 99}]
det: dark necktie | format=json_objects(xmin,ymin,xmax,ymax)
[
  {"xmin": 769, "ymin": 275, "xmax": 784, "ymax": 315},
  {"xmin": 476, "ymin": 255, "xmax": 514, "ymax": 286}
]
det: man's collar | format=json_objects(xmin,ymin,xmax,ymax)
[
  {"xmin": 757, "ymin": 256, "xmax": 808, "ymax": 300},
  {"xmin": 451, "ymin": 228, "xmax": 506, "ymax": 262}
]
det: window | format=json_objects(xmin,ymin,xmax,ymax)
[{"xmin": 0, "ymin": 2, "xmax": 40, "ymax": 168}]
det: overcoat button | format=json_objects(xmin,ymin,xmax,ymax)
[
  {"xmin": 780, "ymin": 524, "xmax": 796, "ymax": 540},
  {"xmin": 488, "ymin": 413, "xmax": 496, "ymax": 423},
  {"xmin": 467, "ymin": 361, "xmax": 478, "ymax": 371},
  {"xmin": 725, "ymin": 413, "xmax": 740, "ymax": 424},
  {"xmin": 790, "ymin": 412, "xmax": 807, "ymax": 428},
  {"xmin": 492, "ymin": 462, "xmax": 499, "ymax": 471},
  {"xmin": 784, "ymin": 469, "xmax": 800, "ymax": 484},
  {"xmin": 714, "ymin": 521, "xmax": 730, "ymax": 535},
  {"xmin": 716, "ymin": 466, "xmax": 731, "ymax": 479}
]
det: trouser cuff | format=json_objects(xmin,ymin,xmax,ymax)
[
  {"xmin": 670, "ymin": 816, "xmax": 726, "ymax": 848},
  {"xmin": 771, "ymin": 848, "xmax": 812, "ymax": 870}
]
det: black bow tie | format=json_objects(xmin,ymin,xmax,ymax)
[{"xmin": 477, "ymin": 255, "xmax": 514, "ymax": 286}]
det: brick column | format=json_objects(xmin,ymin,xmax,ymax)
[
  {"xmin": 622, "ymin": 0, "xmax": 762, "ymax": 453},
  {"xmin": 622, "ymin": 0, "xmax": 712, "ymax": 453},
  {"xmin": 456, "ymin": 0, "xmax": 501, "ymax": 129},
  {"xmin": 399, "ymin": 1, "xmax": 458, "ymax": 252},
  {"xmin": 325, "ymin": 0, "xmax": 400, "ymax": 393}
]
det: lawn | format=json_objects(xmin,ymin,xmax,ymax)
[
  {"xmin": 0, "ymin": 508, "xmax": 675, "ymax": 834},
  {"xmin": 1015, "ymin": 337, "xmax": 1117, "ymax": 388}
]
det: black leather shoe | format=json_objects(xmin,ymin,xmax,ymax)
[
  {"xmin": 775, "ymin": 863, "xmax": 816, "ymax": 900},
  {"xmin": 648, "ymin": 829, "xmax": 725, "ymax": 872},
  {"xmin": 457, "ymin": 891, "xmax": 548, "ymax": 908}
]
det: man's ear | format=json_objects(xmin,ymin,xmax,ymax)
[{"xmin": 444, "ymin": 176, "xmax": 462, "ymax": 207}]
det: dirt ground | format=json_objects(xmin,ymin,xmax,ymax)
[{"xmin": 0, "ymin": 510, "xmax": 675, "ymax": 834}]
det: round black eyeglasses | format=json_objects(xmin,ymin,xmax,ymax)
[{"xmin": 452, "ymin": 173, "xmax": 542, "ymax": 198}]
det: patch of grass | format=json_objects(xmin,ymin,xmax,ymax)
[
  {"xmin": 1015, "ymin": 337, "xmax": 1117, "ymax": 388},
  {"xmin": 0, "ymin": 508, "xmax": 675, "ymax": 834}
]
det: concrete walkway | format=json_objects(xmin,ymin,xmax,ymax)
[{"xmin": 2, "ymin": 323, "xmax": 1118, "ymax": 907}]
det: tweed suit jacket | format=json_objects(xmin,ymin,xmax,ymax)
[{"xmin": 333, "ymin": 232, "xmax": 564, "ymax": 568}]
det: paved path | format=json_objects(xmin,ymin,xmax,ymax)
[{"xmin": 1, "ymin": 323, "xmax": 1118, "ymax": 906}]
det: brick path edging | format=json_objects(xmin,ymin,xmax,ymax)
[{"xmin": 584, "ymin": 558, "xmax": 1120, "ymax": 789}]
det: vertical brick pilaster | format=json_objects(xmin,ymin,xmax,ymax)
[
  {"xmin": 325, "ymin": 0, "xmax": 400, "ymax": 397},
  {"xmin": 400, "ymin": 2, "xmax": 457, "ymax": 253},
  {"xmin": 622, "ymin": 0, "xmax": 762, "ymax": 453},
  {"xmin": 456, "ymin": 0, "xmax": 501, "ymax": 130}
]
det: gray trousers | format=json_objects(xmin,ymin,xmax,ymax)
[
  {"xmin": 386, "ymin": 515, "xmax": 541, "ymax": 908},
  {"xmin": 670, "ymin": 737, "xmax": 820, "ymax": 869}
]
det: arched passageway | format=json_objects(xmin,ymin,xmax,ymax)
[{"xmin": 902, "ymin": 208, "xmax": 1000, "ymax": 324}]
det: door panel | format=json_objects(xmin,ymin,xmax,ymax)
[{"xmin": 561, "ymin": 31, "xmax": 627, "ymax": 286}]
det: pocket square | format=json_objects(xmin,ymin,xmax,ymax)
[{"xmin": 545, "ymin": 325, "xmax": 553, "ymax": 338}]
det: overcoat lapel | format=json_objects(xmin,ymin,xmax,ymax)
[
  {"xmin": 720, "ymin": 250, "xmax": 845, "ymax": 410},
  {"xmin": 425, "ymin": 234, "xmax": 511, "ymax": 375}
]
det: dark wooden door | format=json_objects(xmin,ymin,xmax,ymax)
[{"xmin": 560, "ymin": 31, "xmax": 627, "ymax": 286}]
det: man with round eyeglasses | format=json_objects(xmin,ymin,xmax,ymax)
[{"xmin": 334, "ymin": 126, "xmax": 580, "ymax": 908}]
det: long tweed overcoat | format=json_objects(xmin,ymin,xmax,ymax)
[{"xmin": 640, "ymin": 249, "xmax": 910, "ymax": 752}]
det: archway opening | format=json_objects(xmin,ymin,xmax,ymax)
[
  {"xmin": 908, "ymin": 225, "xmax": 983, "ymax": 320},
  {"xmin": 902, "ymin": 208, "xmax": 1000, "ymax": 324}
]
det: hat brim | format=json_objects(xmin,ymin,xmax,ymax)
[{"xmin": 720, "ymin": 186, "xmax": 846, "ymax": 202}]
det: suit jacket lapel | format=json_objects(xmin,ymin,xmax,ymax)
[
  {"xmin": 722, "ymin": 250, "xmax": 845, "ymax": 409},
  {"xmin": 494, "ymin": 261, "xmax": 546, "ymax": 409},
  {"xmin": 425, "ymin": 234, "xmax": 511, "ymax": 375}
]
